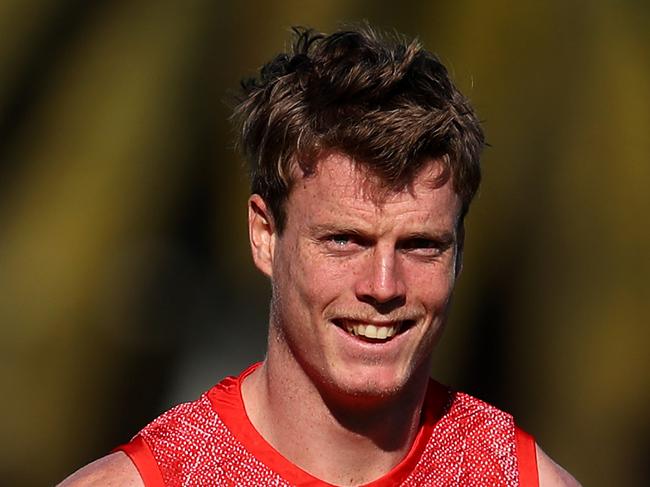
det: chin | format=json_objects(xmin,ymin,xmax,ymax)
[{"xmin": 326, "ymin": 363, "xmax": 417, "ymax": 401}]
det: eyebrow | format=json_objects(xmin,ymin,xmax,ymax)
[
  {"xmin": 401, "ymin": 231, "xmax": 456, "ymax": 244},
  {"xmin": 310, "ymin": 223, "xmax": 365, "ymax": 235},
  {"xmin": 396, "ymin": 232, "xmax": 457, "ymax": 254},
  {"xmin": 309, "ymin": 224, "xmax": 372, "ymax": 242}
]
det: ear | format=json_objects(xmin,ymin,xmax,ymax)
[
  {"xmin": 248, "ymin": 194, "xmax": 276, "ymax": 278},
  {"xmin": 454, "ymin": 223, "xmax": 465, "ymax": 278}
]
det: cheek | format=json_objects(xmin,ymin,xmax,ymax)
[
  {"xmin": 404, "ymin": 261, "xmax": 457, "ymax": 306},
  {"xmin": 277, "ymin": 245, "xmax": 341, "ymax": 314},
  {"xmin": 295, "ymin": 253, "xmax": 355, "ymax": 306}
]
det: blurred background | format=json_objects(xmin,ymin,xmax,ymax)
[{"xmin": 0, "ymin": 1, "xmax": 648, "ymax": 485}]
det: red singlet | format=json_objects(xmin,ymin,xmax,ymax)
[{"xmin": 116, "ymin": 364, "xmax": 538, "ymax": 486}]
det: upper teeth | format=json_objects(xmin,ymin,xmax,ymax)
[{"xmin": 344, "ymin": 322, "xmax": 399, "ymax": 340}]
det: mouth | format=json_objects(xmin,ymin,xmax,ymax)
[{"xmin": 333, "ymin": 319, "xmax": 415, "ymax": 343}]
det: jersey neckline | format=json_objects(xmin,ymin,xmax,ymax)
[{"xmin": 207, "ymin": 362, "xmax": 449, "ymax": 486}]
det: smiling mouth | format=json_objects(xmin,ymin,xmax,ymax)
[{"xmin": 334, "ymin": 319, "xmax": 414, "ymax": 342}]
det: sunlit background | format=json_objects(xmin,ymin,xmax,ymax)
[{"xmin": 1, "ymin": 1, "xmax": 648, "ymax": 485}]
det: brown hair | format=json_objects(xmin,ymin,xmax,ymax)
[{"xmin": 232, "ymin": 25, "xmax": 485, "ymax": 232}]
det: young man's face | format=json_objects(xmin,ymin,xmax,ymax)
[{"xmin": 249, "ymin": 152, "xmax": 463, "ymax": 401}]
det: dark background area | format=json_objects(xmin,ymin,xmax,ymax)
[{"xmin": 0, "ymin": 1, "xmax": 648, "ymax": 485}]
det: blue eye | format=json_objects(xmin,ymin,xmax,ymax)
[
  {"xmin": 318, "ymin": 231, "xmax": 370, "ymax": 253},
  {"xmin": 330, "ymin": 235, "xmax": 351, "ymax": 245},
  {"xmin": 397, "ymin": 236, "xmax": 453, "ymax": 259}
]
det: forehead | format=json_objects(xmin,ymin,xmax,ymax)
[{"xmin": 286, "ymin": 153, "xmax": 462, "ymax": 229}]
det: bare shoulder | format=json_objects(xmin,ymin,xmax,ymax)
[
  {"xmin": 536, "ymin": 443, "xmax": 581, "ymax": 487},
  {"xmin": 57, "ymin": 452, "xmax": 144, "ymax": 487}
]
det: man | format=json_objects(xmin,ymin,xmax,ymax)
[{"xmin": 60, "ymin": 26, "xmax": 579, "ymax": 486}]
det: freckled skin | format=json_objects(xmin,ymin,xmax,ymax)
[
  {"xmin": 58, "ymin": 151, "xmax": 581, "ymax": 487},
  {"xmin": 259, "ymin": 153, "xmax": 463, "ymax": 402}
]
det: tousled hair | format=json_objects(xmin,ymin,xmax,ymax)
[{"xmin": 232, "ymin": 25, "xmax": 485, "ymax": 232}]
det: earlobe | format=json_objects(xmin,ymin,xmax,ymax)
[{"xmin": 248, "ymin": 194, "xmax": 276, "ymax": 278}]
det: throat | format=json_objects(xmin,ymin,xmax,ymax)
[{"xmin": 243, "ymin": 360, "xmax": 427, "ymax": 486}]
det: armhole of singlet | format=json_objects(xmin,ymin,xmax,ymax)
[
  {"xmin": 113, "ymin": 435, "xmax": 165, "ymax": 487},
  {"xmin": 515, "ymin": 426, "xmax": 539, "ymax": 487}
]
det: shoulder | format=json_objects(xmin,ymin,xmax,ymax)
[
  {"xmin": 445, "ymin": 389, "xmax": 581, "ymax": 486},
  {"xmin": 57, "ymin": 452, "xmax": 144, "ymax": 487},
  {"xmin": 536, "ymin": 443, "xmax": 581, "ymax": 487},
  {"xmin": 443, "ymin": 389, "xmax": 516, "ymax": 432}
]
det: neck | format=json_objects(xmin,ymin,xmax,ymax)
[{"xmin": 241, "ymin": 337, "xmax": 431, "ymax": 486}]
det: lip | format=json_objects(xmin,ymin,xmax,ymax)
[
  {"xmin": 330, "ymin": 318, "xmax": 417, "ymax": 350},
  {"xmin": 331, "ymin": 324, "xmax": 413, "ymax": 358},
  {"xmin": 333, "ymin": 318, "xmax": 415, "ymax": 333}
]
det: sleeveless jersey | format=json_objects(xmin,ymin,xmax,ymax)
[{"xmin": 116, "ymin": 364, "xmax": 539, "ymax": 486}]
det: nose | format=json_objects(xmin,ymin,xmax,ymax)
[{"xmin": 354, "ymin": 245, "xmax": 406, "ymax": 311}]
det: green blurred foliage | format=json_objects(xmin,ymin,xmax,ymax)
[{"xmin": 0, "ymin": 1, "xmax": 648, "ymax": 485}]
